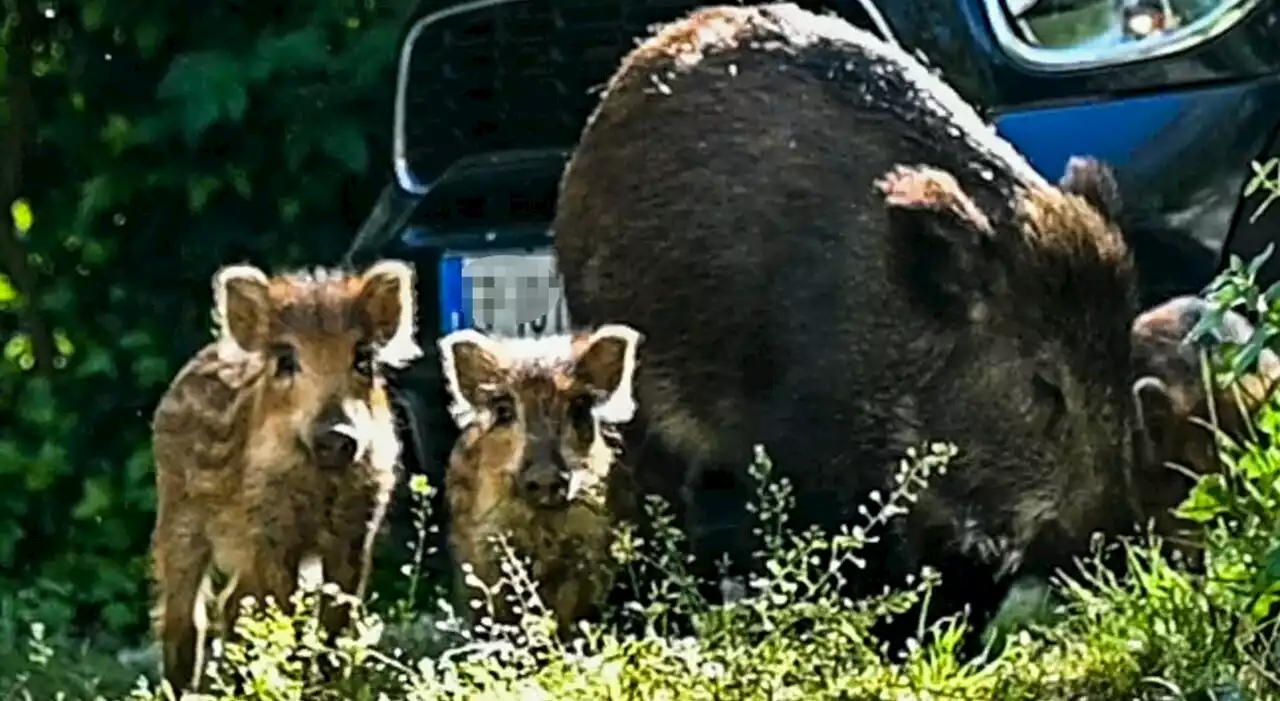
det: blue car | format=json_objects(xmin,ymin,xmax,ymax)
[{"xmin": 348, "ymin": 0, "xmax": 1280, "ymax": 502}]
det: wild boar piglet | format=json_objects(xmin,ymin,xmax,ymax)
[
  {"xmin": 149, "ymin": 259, "xmax": 420, "ymax": 694},
  {"xmin": 439, "ymin": 324, "xmax": 643, "ymax": 636},
  {"xmin": 1131, "ymin": 294, "xmax": 1280, "ymax": 559}
]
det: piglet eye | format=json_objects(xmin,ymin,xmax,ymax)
[
  {"xmin": 272, "ymin": 344, "xmax": 299, "ymax": 379},
  {"xmin": 491, "ymin": 395, "xmax": 517, "ymax": 425},
  {"xmin": 569, "ymin": 394, "xmax": 595, "ymax": 424},
  {"xmin": 353, "ymin": 343, "xmax": 375, "ymax": 377}
]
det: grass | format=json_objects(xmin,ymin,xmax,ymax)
[{"xmin": 3, "ymin": 432, "xmax": 1279, "ymax": 701}]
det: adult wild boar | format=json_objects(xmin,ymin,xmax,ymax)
[{"xmin": 554, "ymin": 2, "xmax": 1142, "ymax": 637}]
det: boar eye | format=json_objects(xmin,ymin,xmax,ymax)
[
  {"xmin": 1032, "ymin": 373, "xmax": 1066, "ymax": 436},
  {"xmin": 272, "ymin": 344, "xmax": 299, "ymax": 379},
  {"xmin": 568, "ymin": 394, "xmax": 595, "ymax": 431},
  {"xmin": 490, "ymin": 395, "xmax": 517, "ymax": 426},
  {"xmin": 353, "ymin": 343, "xmax": 375, "ymax": 377}
]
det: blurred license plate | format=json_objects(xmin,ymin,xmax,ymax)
[{"xmin": 439, "ymin": 248, "xmax": 573, "ymax": 336}]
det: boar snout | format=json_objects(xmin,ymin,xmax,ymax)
[
  {"xmin": 518, "ymin": 454, "xmax": 572, "ymax": 509},
  {"xmin": 310, "ymin": 402, "xmax": 369, "ymax": 468}
]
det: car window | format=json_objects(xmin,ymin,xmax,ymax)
[{"xmin": 987, "ymin": 0, "xmax": 1265, "ymax": 70}]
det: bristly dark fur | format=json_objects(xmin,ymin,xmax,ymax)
[{"xmin": 554, "ymin": 2, "xmax": 1143, "ymax": 655}]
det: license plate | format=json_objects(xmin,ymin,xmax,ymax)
[{"xmin": 439, "ymin": 247, "xmax": 574, "ymax": 336}]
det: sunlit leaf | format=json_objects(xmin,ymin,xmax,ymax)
[
  {"xmin": 1174, "ymin": 473, "xmax": 1232, "ymax": 523},
  {"xmin": 52, "ymin": 330, "xmax": 75, "ymax": 358},
  {"xmin": 1251, "ymin": 591, "xmax": 1280, "ymax": 621},
  {"xmin": 9, "ymin": 198, "xmax": 33, "ymax": 235},
  {"xmin": 1245, "ymin": 158, "xmax": 1278, "ymax": 197},
  {"xmin": 0, "ymin": 274, "xmax": 18, "ymax": 308},
  {"xmin": 3, "ymin": 332, "xmax": 35, "ymax": 371}
]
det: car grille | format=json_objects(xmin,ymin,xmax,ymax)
[{"xmin": 398, "ymin": 0, "xmax": 706, "ymax": 192}]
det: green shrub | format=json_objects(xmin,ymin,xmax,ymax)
[
  {"xmin": 0, "ymin": 0, "xmax": 410, "ymax": 641},
  {"xmin": 7, "ymin": 413, "xmax": 1278, "ymax": 699}
]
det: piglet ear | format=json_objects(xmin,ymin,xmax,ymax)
[
  {"xmin": 357, "ymin": 259, "xmax": 422, "ymax": 368},
  {"xmin": 213, "ymin": 264, "xmax": 271, "ymax": 359},
  {"xmin": 438, "ymin": 328, "xmax": 505, "ymax": 429},
  {"xmin": 573, "ymin": 324, "xmax": 644, "ymax": 424}
]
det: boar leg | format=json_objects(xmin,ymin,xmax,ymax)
[
  {"xmin": 310, "ymin": 519, "xmax": 382, "ymax": 682},
  {"xmin": 242, "ymin": 549, "xmax": 303, "ymax": 617},
  {"xmin": 218, "ymin": 545, "xmax": 302, "ymax": 645},
  {"xmin": 319, "ymin": 526, "xmax": 371, "ymax": 643},
  {"xmin": 154, "ymin": 523, "xmax": 213, "ymax": 695}
]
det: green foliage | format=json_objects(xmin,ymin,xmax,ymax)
[
  {"xmin": 1244, "ymin": 157, "xmax": 1280, "ymax": 223},
  {"xmin": 8, "ymin": 433, "xmax": 1280, "ymax": 700},
  {"xmin": 0, "ymin": 0, "xmax": 412, "ymax": 638},
  {"xmin": 3, "ymin": 3, "xmax": 1280, "ymax": 694}
]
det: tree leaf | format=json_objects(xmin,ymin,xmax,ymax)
[
  {"xmin": 9, "ymin": 199, "xmax": 33, "ymax": 235},
  {"xmin": 1174, "ymin": 473, "xmax": 1232, "ymax": 523},
  {"xmin": 1260, "ymin": 544, "xmax": 1280, "ymax": 588},
  {"xmin": 249, "ymin": 28, "xmax": 330, "ymax": 83},
  {"xmin": 0, "ymin": 274, "xmax": 18, "ymax": 307},
  {"xmin": 134, "ymin": 23, "xmax": 165, "ymax": 59},
  {"xmin": 1245, "ymin": 158, "xmax": 1278, "ymax": 197},
  {"xmin": 74, "ymin": 346, "xmax": 117, "ymax": 379},
  {"xmin": 320, "ymin": 121, "xmax": 370, "ymax": 174},
  {"xmin": 73, "ymin": 478, "xmax": 114, "ymax": 520},
  {"xmin": 80, "ymin": 0, "xmax": 106, "ymax": 31},
  {"xmin": 1249, "ymin": 243, "xmax": 1275, "ymax": 277},
  {"xmin": 158, "ymin": 51, "xmax": 247, "ymax": 143},
  {"xmin": 187, "ymin": 175, "xmax": 223, "ymax": 212}
]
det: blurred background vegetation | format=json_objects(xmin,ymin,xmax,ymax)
[{"xmin": 0, "ymin": 0, "xmax": 413, "ymax": 644}]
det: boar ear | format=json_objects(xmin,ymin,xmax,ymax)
[
  {"xmin": 213, "ymin": 264, "xmax": 271, "ymax": 358},
  {"xmin": 573, "ymin": 324, "xmax": 644, "ymax": 424},
  {"xmin": 1058, "ymin": 156, "xmax": 1121, "ymax": 224},
  {"xmin": 1133, "ymin": 375, "xmax": 1177, "ymax": 449},
  {"xmin": 878, "ymin": 164, "xmax": 998, "ymax": 322},
  {"xmin": 357, "ymin": 259, "xmax": 423, "ymax": 368},
  {"xmin": 438, "ymin": 328, "xmax": 505, "ymax": 429}
]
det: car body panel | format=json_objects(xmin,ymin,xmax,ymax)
[
  {"xmin": 994, "ymin": 76, "xmax": 1280, "ymax": 302},
  {"xmin": 358, "ymin": 0, "xmax": 1280, "ymax": 487},
  {"xmin": 373, "ymin": 0, "xmax": 1280, "ymax": 305}
]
